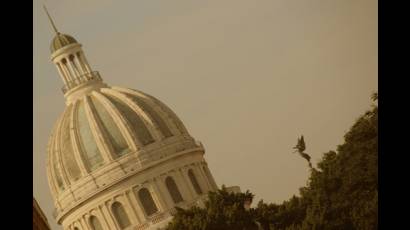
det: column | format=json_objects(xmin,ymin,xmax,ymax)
[
  {"xmin": 73, "ymin": 55, "xmax": 86, "ymax": 76},
  {"xmin": 62, "ymin": 62, "xmax": 72, "ymax": 82},
  {"xmin": 76, "ymin": 53, "xmax": 88, "ymax": 74},
  {"xmin": 61, "ymin": 58, "xmax": 74, "ymax": 80},
  {"xmin": 124, "ymin": 190, "xmax": 141, "ymax": 224},
  {"xmin": 68, "ymin": 57, "xmax": 81, "ymax": 79},
  {"xmin": 79, "ymin": 51, "xmax": 92, "ymax": 73},
  {"xmin": 67, "ymin": 61, "xmax": 80, "ymax": 84},
  {"xmin": 56, "ymin": 63, "xmax": 69, "ymax": 86},
  {"xmin": 154, "ymin": 176, "xmax": 174, "ymax": 209},
  {"xmin": 150, "ymin": 179, "xmax": 167, "ymax": 211},
  {"xmin": 195, "ymin": 164, "xmax": 212, "ymax": 192},
  {"xmin": 203, "ymin": 164, "xmax": 218, "ymax": 190},
  {"xmin": 80, "ymin": 216, "xmax": 90, "ymax": 230},
  {"xmin": 178, "ymin": 168, "xmax": 196, "ymax": 200},
  {"xmin": 128, "ymin": 186, "xmax": 147, "ymax": 221},
  {"xmin": 98, "ymin": 204, "xmax": 113, "ymax": 230},
  {"xmin": 169, "ymin": 170, "xmax": 189, "ymax": 203}
]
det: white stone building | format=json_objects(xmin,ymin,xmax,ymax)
[{"xmin": 44, "ymin": 8, "xmax": 220, "ymax": 230}]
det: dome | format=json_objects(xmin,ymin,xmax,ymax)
[
  {"xmin": 46, "ymin": 86, "xmax": 204, "ymax": 218},
  {"xmin": 50, "ymin": 33, "xmax": 78, "ymax": 53},
  {"xmin": 47, "ymin": 85, "xmax": 193, "ymax": 187},
  {"xmin": 48, "ymin": 87, "xmax": 202, "ymax": 199},
  {"xmin": 45, "ymin": 22, "xmax": 218, "ymax": 229}
]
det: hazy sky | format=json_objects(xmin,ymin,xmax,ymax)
[{"xmin": 33, "ymin": 0, "xmax": 377, "ymax": 229}]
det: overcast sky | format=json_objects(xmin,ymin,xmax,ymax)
[{"xmin": 34, "ymin": 1, "xmax": 377, "ymax": 229}]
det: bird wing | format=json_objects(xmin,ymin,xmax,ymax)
[{"xmin": 299, "ymin": 136, "xmax": 306, "ymax": 152}]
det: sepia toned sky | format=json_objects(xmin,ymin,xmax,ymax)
[{"xmin": 33, "ymin": 0, "xmax": 377, "ymax": 229}]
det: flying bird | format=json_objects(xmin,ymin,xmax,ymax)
[{"xmin": 293, "ymin": 135, "xmax": 312, "ymax": 168}]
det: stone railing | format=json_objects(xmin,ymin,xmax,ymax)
[
  {"xmin": 62, "ymin": 71, "xmax": 102, "ymax": 93},
  {"xmin": 134, "ymin": 222, "xmax": 149, "ymax": 230},
  {"xmin": 133, "ymin": 212, "xmax": 171, "ymax": 230}
]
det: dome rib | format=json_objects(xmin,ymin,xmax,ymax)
[
  {"xmin": 76, "ymin": 98, "xmax": 105, "ymax": 171},
  {"xmin": 101, "ymin": 92, "xmax": 155, "ymax": 146},
  {"xmin": 112, "ymin": 87, "xmax": 186, "ymax": 135},
  {"xmin": 91, "ymin": 91, "xmax": 140, "ymax": 151},
  {"xmin": 59, "ymin": 104, "xmax": 82, "ymax": 182},
  {"xmin": 121, "ymin": 92, "xmax": 173, "ymax": 138},
  {"xmin": 55, "ymin": 107, "xmax": 73, "ymax": 187},
  {"xmin": 101, "ymin": 88, "xmax": 165, "ymax": 141},
  {"xmin": 69, "ymin": 100, "xmax": 88, "ymax": 175},
  {"xmin": 142, "ymin": 92, "xmax": 188, "ymax": 134},
  {"xmin": 51, "ymin": 33, "xmax": 78, "ymax": 53},
  {"xmin": 90, "ymin": 96, "xmax": 130, "ymax": 159},
  {"xmin": 47, "ymin": 118, "xmax": 61, "ymax": 198},
  {"xmin": 51, "ymin": 113, "xmax": 67, "ymax": 193},
  {"xmin": 83, "ymin": 96, "xmax": 112, "ymax": 163}
]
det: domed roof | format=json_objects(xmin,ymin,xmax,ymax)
[
  {"xmin": 46, "ymin": 86, "xmax": 198, "ymax": 196},
  {"xmin": 50, "ymin": 33, "xmax": 78, "ymax": 53}
]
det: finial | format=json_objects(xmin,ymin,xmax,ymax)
[{"xmin": 43, "ymin": 4, "xmax": 59, "ymax": 34}]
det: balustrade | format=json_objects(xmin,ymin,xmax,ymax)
[{"xmin": 61, "ymin": 71, "xmax": 102, "ymax": 93}]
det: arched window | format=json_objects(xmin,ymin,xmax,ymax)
[
  {"xmin": 137, "ymin": 188, "xmax": 158, "ymax": 216},
  {"xmin": 112, "ymin": 202, "xmax": 131, "ymax": 229},
  {"xmin": 89, "ymin": 216, "xmax": 103, "ymax": 230},
  {"xmin": 165, "ymin": 177, "xmax": 183, "ymax": 204},
  {"xmin": 188, "ymin": 169, "xmax": 202, "ymax": 195}
]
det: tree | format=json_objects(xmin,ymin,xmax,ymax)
[
  {"xmin": 301, "ymin": 94, "xmax": 378, "ymax": 229},
  {"xmin": 167, "ymin": 186, "xmax": 258, "ymax": 230},
  {"xmin": 167, "ymin": 94, "xmax": 378, "ymax": 230}
]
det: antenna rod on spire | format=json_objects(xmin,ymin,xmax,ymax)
[{"xmin": 43, "ymin": 4, "xmax": 59, "ymax": 34}]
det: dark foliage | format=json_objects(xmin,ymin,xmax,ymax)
[
  {"xmin": 167, "ymin": 95, "xmax": 377, "ymax": 230},
  {"xmin": 167, "ymin": 187, "xmax": 258, "ymax": 230}
]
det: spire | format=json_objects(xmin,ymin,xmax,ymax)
[{"xmin": 43, "ymin": 4, "xmax": 59, "ymax": 34}]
